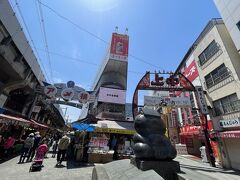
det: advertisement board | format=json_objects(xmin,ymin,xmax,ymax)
[
  {"xmin": 98, "ymin": 87, "xmax": 126, "ymax": 104},
  {"xmin": 110, "ymin": 33, "xmax": 129, "ymax": 62},
  {"xmin": 144, "ymin": 96, "xmax": 191, "ymax": 107}
]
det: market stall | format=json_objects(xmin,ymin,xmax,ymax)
[
  {"xmin": 87, "ymin": 134, "xmax": 114, "ymax": 163},
  {"xmin": 88, "ymin": 120, "xmax": 135, "ymax": 163},
  {"xmin": 71, "ymin": 123, "xmax": 96, "ymax": 161}
]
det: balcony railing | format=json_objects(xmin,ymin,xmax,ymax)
[{"xmin": 213, "ymin": 100, "xmax": 240, "ymax": 116}]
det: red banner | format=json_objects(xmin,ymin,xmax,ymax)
[
  {"xmin": 110, "ymin": 33, "xmax": 129, "ymax": 61},
  {"xmin": 183, "ymin": 60, "xmax": 199, "ymax": 82}
]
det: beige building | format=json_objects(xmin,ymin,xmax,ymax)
[
  {"xmin": 214, "ymin": 0, "xmax": 240, "ymax": 53},
  {"xmin": 193, "ymin": 18, "xmax": 240, "ymax": 170}
]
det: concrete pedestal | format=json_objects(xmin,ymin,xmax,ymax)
[
  {"xmin": 131, "ymin": 158, "xmax": 180, "ymax": 180},
  {"xmin": 92, "ymin": 159, "xmax": 163, "ymax": 180}
]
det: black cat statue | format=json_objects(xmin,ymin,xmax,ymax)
[{"xmin": 133, "ymin": 107, "xmax": 177, "ymax": 160}]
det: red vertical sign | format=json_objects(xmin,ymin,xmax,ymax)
[{"xmin": 110, "ymin": 33, "xmax": 129, "ymax": 61}]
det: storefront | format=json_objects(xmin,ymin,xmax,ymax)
[
  {"xmin": 179, "ymin": 125, "xmax": 203, "ymax": 157},
  {"xmin": 217, "ymin": 131, "xmax": 240, "ymax": 170},
  {"xmin": 0, "ymin": 114, "xmax": 49, "ymax": 142},
  {"xmin": 87, "ymin": 120, "xmax": 135, "ymax": 163},
  {"xmin": 214, "ymin": 118, "xmax": 240, "ymax": 170}
]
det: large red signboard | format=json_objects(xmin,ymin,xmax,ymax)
[
  {"xmin": 183, "ymin": 60, "xmax": 199, "ymax": 82},
  {"xmin": 110, "ymin": 33, "xmax": 129, "ymax": 61}
]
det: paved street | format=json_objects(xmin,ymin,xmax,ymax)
[
  {"xmin": 176, "ymin": 155, "xmax": 240, "ymax": 180},
  {"xmin": 1, "ymin": 154, "xmax": 240, "ymax": 180},
  {"xmin": 0, "ymin": 154, "xmax": 94, "ymax": 180}
]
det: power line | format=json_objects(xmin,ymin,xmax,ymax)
[
  {"xmin": 37, "ymin": 48, "xmax": 100, "ymax": 66},
  {"xmin": 36, "ymin": 0, "xmax": 53, "ymax": 82},
  {"xmin": 129, "ymin": 53, "xmax": 162, "ymax": 69},
  {"xmin": 14, "ymin": 0, "xmax": 50, "ymax": 82},
  {"xmin": 38, "ymin": 1, "xmax": 162, "ymax": 70},
  {"xmin": 38, "ymin": 1, "xmax": 108, "ymax": 44},
  {"xmin": 36, "ymin": 48, "xmax": 144, "ymax": 75}
]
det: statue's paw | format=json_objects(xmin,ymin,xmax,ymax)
[
  {"xmin": 152, "ymin": 145, "xmax": 177, "ymax": 160},
  {"xmin": 133, "ymin": 133, "xmax": 148, "ymax": 144},
  {"xmin": 133, "ymin": 143, "xmax": 154, "ymax": 159}
]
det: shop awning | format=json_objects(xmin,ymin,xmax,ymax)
[
  {"xmin": 0, "ymin": 114, "xmax": 31, "ymax": 127},
  {"xmin": 92, "ymin": 120, "xmax": 135, "ymax": 135},
  {"xmin": 30, "ymin": 119, "xmax": 49, "ymax": 129},
  {"xmin": 216, "ymin": 131, "xmax": 240, "ymax": 139},
  {"xmin": 72, "ymin": 123, "xmax": 96, "ymax": 132}
]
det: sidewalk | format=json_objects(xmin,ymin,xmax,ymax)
[
  {"xmin": 0, "ymin": 154, "xmax": 94, "ymax": 180},
  {"xmin": 176, "ymin": 155, "xmax": 240, "ymax": 180}
]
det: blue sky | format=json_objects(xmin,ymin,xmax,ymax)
[{"xmin": 10, "ymin": 0, "xmax": 220, "ymax": 122}]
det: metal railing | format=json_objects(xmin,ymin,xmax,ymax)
[
  {"xmin": 213, "ymin": 100, "xmax": 240, "ymax": 116},
  {"xmin": 205, "ymin": 69, "xmax": 230, "ymax": 88}
]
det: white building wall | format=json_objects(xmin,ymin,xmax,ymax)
[
  {"xmin": 193, "ymin": 24, "xmax": 240, "ymax": 102},
  {"xmin": 214, "ymin": 0, "xmax": 240, "ymax": 52}
]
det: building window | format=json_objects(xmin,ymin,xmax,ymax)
[
  {"xmin": 204, "ymin": 64, "xmax": 230, "ymax": 89},
  {"xmin": 198, "ymin": 40, "xmax": 220, "ymax": 66},
  {"xmin": 213, "ymin": 93, "xmax": 240, "ymax": 116},
  {"xmin": 237, "ymin": 20, "xmax": 240, "ymax": 31}
]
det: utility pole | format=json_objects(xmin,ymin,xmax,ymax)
[{"xmin": 195, "ymin": 86, "xmax": 216, "ymax": 167}]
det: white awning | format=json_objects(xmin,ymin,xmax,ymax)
[{"xmin": 91, "ymin": 120, "xmax": 135, "ymax": 134}]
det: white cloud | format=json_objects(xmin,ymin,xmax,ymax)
[{"xmin": 53, "ymin": 77, "xmax": 64, "ymax": 83}]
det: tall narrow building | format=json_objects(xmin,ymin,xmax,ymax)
[{"xmin": 90, "ymin": 32, "xmax": 129, "ymax": 121}]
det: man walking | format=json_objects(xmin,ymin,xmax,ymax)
[{"xmin": 56, "ymin": 133, "xmax": 70, "ymax": 166}]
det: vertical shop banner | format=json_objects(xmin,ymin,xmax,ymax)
[
  {"xmin": 110, "ymin": 33, "xmax": 129, "ymax": 62},
  {"xmin": 195, "ymin": 86, "xmax": 208, "ymax": 114},
  {"xmin": 183, "ymin": 60, "xmax": 199, "ymax": 82}
]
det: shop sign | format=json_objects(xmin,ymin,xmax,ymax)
[
  {"xmin": 44, "ymin": 85, "xmax": 57, "ymax": 98},
  {"xmin": 95, "ymin": 127, "xmax": 136, "ymax": 135},
  {"xmin": 144, "ymin": 96, "xmax": 191, "ymax": 107},
  {"xmin": 195, "ymin": 86, "xmax": 208, "ymax": 114},
  {"xmin": 110, "ymin": 33, "xmax": 129, "ymax": 62},
  {"xmin": 98, "ymin": 87, "xmax": 126, "ymax": 105},
  {"xmin": 32, "ymin": 106, "xmax": 41, "ymax": 113},
  {"xmin": 151, "ymin": 74, "xmax": 179, "ymax": 87},
  {"xmin": 219, "ymin": 119, "xmax": 240, "ymax": 128},
  {"xmin": 61, "ymin": 88, "xmax": 74, "ymax": 101},
  {"xmin": 183, "ymin": 60, "xmax": 199, "ymax": 82},
  {"xmin": 89, "ymin": 137, "xmax": 109, "ymax": 147},
  {"xmin": 78, "ymin": 91, "xmax": 90, "ymax": 104},
  {"xmin": 42, "ymin": 81, "xmax": 95, "ymax": 104}
]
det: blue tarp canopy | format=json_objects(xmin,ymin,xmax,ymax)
[{"xmin": 72, "ymin": 123, "xmax": 96, "ymax": 132}]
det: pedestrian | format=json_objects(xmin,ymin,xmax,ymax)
[
  {"xmin": 3, "ymin": 135, "xmax": 16, "ymax": 158},
  {"xmin": 56, "ymin": 133, "xmax": 70, "ymax": 166},
  {"xmin": 52, "ymin": 138, "xmax": 59, "ymax": 158},
  {"xmin": 18, "ymin": 133, "xmax": 34, "ymax": 163},
  {"xmin": 27, "ymin": 131, "xmax": 41, "ymax": 162}
]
